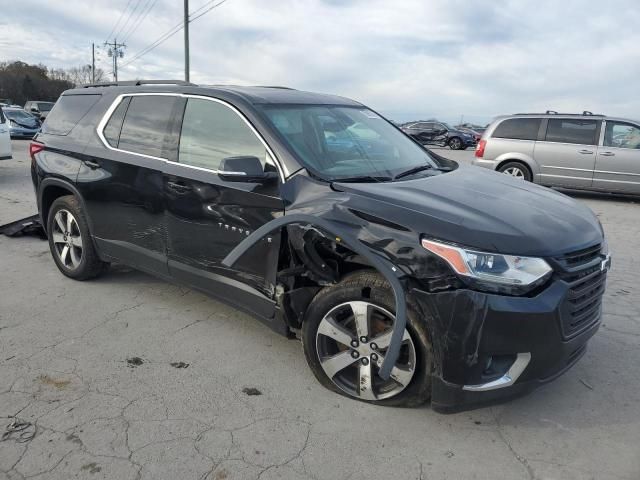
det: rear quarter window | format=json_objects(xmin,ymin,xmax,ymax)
[
  {"xmin": 492, "ymin": 118, "xmax": 541, "ymax": 140},
  {"xmin": 42, "ymin": 94, "xmax": 101, "ymax": 136}
]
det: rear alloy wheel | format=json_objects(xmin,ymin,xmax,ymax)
[
  {"xmin": 302, "ymin": 271, "xmax": 432, "ymax": 406},
  {"xmin": 47, "ymin": 195, "xmax": 108, "ymax": 280},
  {"xmin": 498, "ymin": 161, "xmax": 532, "ymax": 181},
  {"xmin": 448, "ymin": 137, "xmax": 462, "ymax": 150}
]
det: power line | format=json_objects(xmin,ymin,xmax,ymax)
[
  {"xmin": 113, "ymin": 0, "xmax": 144, "ymax": 41},
  {"xmin": 121, "ymin": 0, "xmax": 159, "ymax": 43},
  {"xmin": 120, "ymin": 0, "xmax": 229, "ymax": 69},
  {"xmin": 105, "ymin": 0, "xmax": 135, "ymax": 43}
]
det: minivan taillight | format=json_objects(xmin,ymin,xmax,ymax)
[
  {"xmin": 29, "ymin": 142, "xmax": 44, "ymax": 162},
  {"xmin": 475, "ymin": 139, "xmax": 486, "ymax": 158}
]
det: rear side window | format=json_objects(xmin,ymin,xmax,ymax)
[
  {"xmin": 103, "ymin": 97, "xmax": 131, "ymax": 147},
  {"xmin": 492, "ymin": 118, "xmax": 541, "ymax": 140},
  {"xmin": 178, "ymin": 98, "xmax": 267, "ymax": 171},
  {"xmin": 118, "ymin": 95, "xmax": 180, "ymax": 158},
  {"xmin": 42, "ymin": 95, "xmax": 101, "ymax": 135},
  {"xmin": 545, "ymin": 119, "xmax": 599, "ymax": 145}
]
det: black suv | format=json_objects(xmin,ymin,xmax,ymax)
[
  {"xmin": 400, "ymin": 121, "xmax": 475, "ymax": 150},
  {"xmin": 30, "ymin": 81, "xmax": 610, "ymax": 412}
]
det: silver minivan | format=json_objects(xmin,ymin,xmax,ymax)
[{"xmin": 473, "ymin": 112, "xmax": 640, "ymax": 194}]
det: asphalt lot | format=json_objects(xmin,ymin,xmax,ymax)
[{"xmin": 1, "ymin": 139, "xmax": 639, "ymax": 480}]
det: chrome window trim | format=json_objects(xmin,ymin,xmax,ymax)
[
  {"xmin": 96, "ymin": 92, "xmax": 287, "ymax": 181},
  {"xmin": 462, "ymin": 352, "xmax": 531, "ymax": 392}
]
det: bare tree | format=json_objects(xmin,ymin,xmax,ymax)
[{"xmin": 63, "ymin": 65, "xmax": 108, "ymax": 86}]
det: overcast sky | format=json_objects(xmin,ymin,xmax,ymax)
[{"xmin": 1, "ymin": 0, "xmax": 639, "ymax": 124}]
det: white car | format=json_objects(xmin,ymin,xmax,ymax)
[{"xmin": 0, "ymin": 107, "xmax": 12, "ymax": 160}]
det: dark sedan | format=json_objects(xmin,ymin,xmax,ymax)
[{"xmin": 4, "ymin": 108, "xmax": 41, "ymax": 138}]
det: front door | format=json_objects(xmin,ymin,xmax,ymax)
[
  {"xmin": 535, "ymin": 118, "xmax": 600, "ymax": 189},
  {"xmin": 165, "ymin": 97, "xmax": 284, "ymax": 319},
  {"xmin": 594, "ymin": 120, "xmax": 640, "ymax": 194}
]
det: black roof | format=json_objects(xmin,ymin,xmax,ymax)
[{"xmin": 72, "ymin": 80, "xmax": 361, "ymax": 106}]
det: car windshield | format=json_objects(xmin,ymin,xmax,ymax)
[
  {"xmin": 260, "ymin": 105, "xmax": 438, "ymax": 181},
  {"xmin": 5, "ymin": 109, "xmax": 34, "ymax": 121},
  {"xmin": 38, "ymin": 102, "xmax": 54, "ymax": 111}
]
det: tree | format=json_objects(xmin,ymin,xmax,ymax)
[
  {"xmin": 63, "ymin": 65, "xmax": 108, "ymax": 86},
  {"xmin": 0, "ymin": 61, "xmax": 74, "ymax": 106}
]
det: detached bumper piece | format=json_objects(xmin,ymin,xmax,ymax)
[{"xmin": 0, "ymin": 214, "xmax": 46, "ymax": 239}]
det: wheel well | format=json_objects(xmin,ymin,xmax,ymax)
[
  {"xmin": 275, "ymin": 226, "xmax": 375, "ymax": 329},
  {"xmin": 41, "ymin": 185, "xmax": 74, "ymax": 231},
  {"xmin": 497, "ymin": 159, "xmax": 532, "ymax": 176}
]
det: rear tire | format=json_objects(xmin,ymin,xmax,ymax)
[
  {"xmin": 302, "ymin": 271, "xmax": 432, "ymax": 407},
  {"xmin": 47, "ymin": 195, "xmax": 108, "ymax": 280},
  {"xmin": 448, "ymin": 137, "xmax": 463, "ymax": 150},
  {"xmin": 498, "ymin": 161, "xmax": 532, "ymax": 181}
]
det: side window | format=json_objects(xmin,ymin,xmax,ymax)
[
  {"xmin": 545, "ymin": 119, "xmax": 598, "ymax": 145},
  {"xmin": 0, "ymin": 107, "xmax": 5, "ymax": 124},
  {"xmin": 103, "ymin": 97, "xmax": 131, "ymax": 148},
  {"xmin": 41, "ymin": 95, "xmax": 101, "ymax": 136},
  {"xmin": 118, "ymin": 95, "xmax": 180, "ymax": 158},
  {"xmin": 492, "ymin": 118, "xmax": 541, "ymax": 140},
  {"xmin": 178, "ymin": 98, "xmax": 267, "ymax": 171},
  {"xmin": 604, "ymin": 121, "xmax": 640, "ymax": 149}
]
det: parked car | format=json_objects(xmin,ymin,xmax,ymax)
[
  {"xmin": 3, "ymin": 107, "xmax": 41, "ymax": 138},
  {"xmin": 456, "ymin": 126, "xmax": 482, "ymax": 143},
  {"xmin": 24, "ymin": 100, "xmax": 55, "ymax": 120},
  {"xmin": 0, "ymin": 107, "xmax": 12, "ymax": 159},
  {"xmin": 30, "ymin": 82, "xmax": 610, "ymax": 411},
  {"xmin": 400, "ymin": 121, "xmax": 475, "ymax": 150},
  {"xmin": 474, "ymin": 111, "xmax": 640, "ymax": 195}
]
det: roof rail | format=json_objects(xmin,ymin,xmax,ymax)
[
  {"xmin": 255, "ymin": 85, "xmax": 296, "ymax": 90},
  {"xmin": 513, "ymin": 111, "xmax": 605, "ymax": 117},
  {"xmin": 82, "ymin": 80, "xmax": 197, "ymax": 88}
]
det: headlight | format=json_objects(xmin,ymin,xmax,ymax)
[{"xmin": 421, "ymin": 238, "xmax": 552, "ymax": 294}]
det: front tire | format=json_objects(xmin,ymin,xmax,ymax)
[
  {"xmin": 47, "ymin": 195, "xmax": 108, "ymax": 280},
  {"xmin": 302, "ymin": 271, "xmax": 432, "ymax": 407}
]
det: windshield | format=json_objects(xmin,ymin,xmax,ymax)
[
  {"xmin": 260, "ymin": 105, "xmax": 439, "ymax": 181},
  {"xmin": 5, "ymin": 109, "xmax": 35, "ymax": 121},
  {"xmin": 38, "ymin": 102, "xmax": 55, "ymax": 111}
]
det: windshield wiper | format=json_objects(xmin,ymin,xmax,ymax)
[
  {"xmin": 331, "ymin": 175, "xmax": 393, "ymax": 183},
  {"xmin": 393, "ymin": 164, "xmax": 433, "ymax": 180}
]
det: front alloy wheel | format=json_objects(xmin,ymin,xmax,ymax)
[
  {"xmin": 302, "ymin": 271, "xmax": 432, "ymax": 407},
  {"xmin": 316, "ymin": 301, "xmax": 416, "ymax": 400}
]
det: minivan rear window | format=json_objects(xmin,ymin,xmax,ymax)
[
  {"xmin": 492, "ymin": 118, "xmax": 541, "ymax": 140},
  {"xmin": 42, "ymin": 94, "xmax": 101, "ymax": 136},
  {"xmin": 545, "ymin": 119, "xmax": 599, "ymax": 145}
]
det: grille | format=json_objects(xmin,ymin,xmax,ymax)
[{"xmin": 553, "ymin": 244, "xmax": 606, "ymax": 339}]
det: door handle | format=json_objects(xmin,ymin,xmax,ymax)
[
  {"xmin": 578, "ymin": 149, "xmax": 594, "ymax": 154},
  {"xmin": 599, "ymin": 151, "xmax": 615, "ymax": 157},
  {"xmin": 84, "ymin": 160, "xmax": 101, "ymax": 169},
  {"xmin": 166, "ymin": 181, "xmax": 191, "ymax": 193}
]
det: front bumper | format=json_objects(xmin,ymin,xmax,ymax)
[
  {"xmin": 10, "ymin": 127, "xmax": 39, "ymax": 138},
  {"xmin": 410, "ymin": 275, "xmax": 604, "ymax": 413}
]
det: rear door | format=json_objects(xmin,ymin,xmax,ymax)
[
  {"xmin": 0, "ymin": 107, "xmax": 11, "ymax": 158},
  {"xmin": 164, "ymin": 96, "xmax": 284, "ymax": 318},
  {"xmin": 534, "ymin": 118, "xmax": 600, "ymax": 188},
  {"xmin": 594, "ymin": 120, "xmax": 640, "ymax": 194},
  {"xmin": 80, "ymin": 94, "xmax": 183, "ymax": 277}
]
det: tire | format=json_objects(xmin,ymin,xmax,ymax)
[
  {"xmin": 448, "ymin": 137, "xmax": 462, "ymax": 150},
  {"xmin": 47, "ymin": 195, "xmax": 108, "ymax": 280},
  {"xmin": 302, "ymin": 271, "xmax": 432, "ymax": 407},
  {"xmin": 498, "ymin": 161, "xmax": 532, "ymax": 181}
]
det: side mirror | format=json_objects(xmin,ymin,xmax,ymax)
[{"xmin": 218, "ymin": 156, "xmax": 277, "ymax": 183}]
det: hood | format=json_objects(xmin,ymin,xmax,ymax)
[{"xmin": 333, "ymin": 165, "xmax": 603, "ymax": 256}]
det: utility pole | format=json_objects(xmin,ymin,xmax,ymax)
[
  {"xmin": 184, "ymin": 0, "xmax": 190, "ymax": 82},
  {"xmin": 104, "ymin": 39, "xmax": 126, "ymax": 82},
  {"xmin": 91, "ymin": 43, "xmax": 96, "ymax": 83}
]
